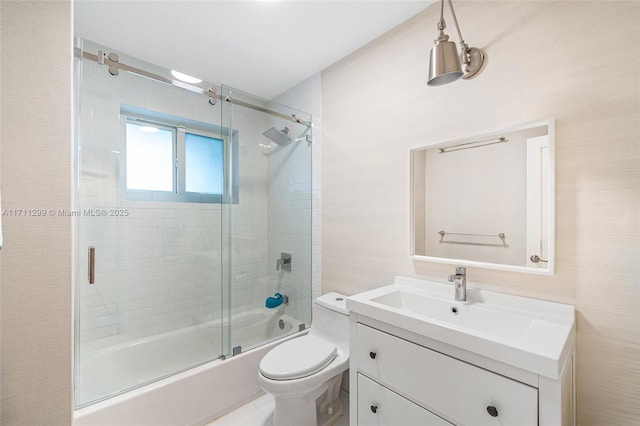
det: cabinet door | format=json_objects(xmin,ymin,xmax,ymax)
[
  {"xmin": 356, "ymin": 324, "xmax": 538, "ymax": 426},
  {"xmin": 358, "ymin": 374, "xmax": 452, "ymax": 426}
]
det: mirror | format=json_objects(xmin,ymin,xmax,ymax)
[{"xmin": 410, "ymin": 119, "xmax": 555, "ymax": 275}]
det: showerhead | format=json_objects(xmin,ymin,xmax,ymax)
[{"xmin": 262, "ymin": 127, "xmax": 291, "ymax": 146}]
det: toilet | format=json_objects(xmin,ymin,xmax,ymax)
[{"xmin": 258, "ymin": 292, "xmax": 349, "ymax": 426}]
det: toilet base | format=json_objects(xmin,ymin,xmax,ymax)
[
  {"xmin": 271, "ymin": 374, "xmax": 344, "ymax": 426},
  {"xmin": 272, "ymin": 394, "xmax": 343, "ymax": 426},
  {"xmin": 317, "ymin": 398, "xmax": 343, "ymax": 426}
]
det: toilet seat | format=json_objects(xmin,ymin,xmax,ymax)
[{"xmin": 260, "ymin": 335, "xmax": 337, "ymax": 380}]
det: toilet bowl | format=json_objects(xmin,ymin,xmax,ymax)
[{"xmin": 258, "ymin": 292, "xmax": 349, "ymax": 426}]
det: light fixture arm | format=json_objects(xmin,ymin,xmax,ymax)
[
  {"xmin": 435, "ymin": 0, "xmax": 449, "ymax": 43},
  {"xmin": 446, "ymin": 0, "xmax": 470, "ymax": 65}
]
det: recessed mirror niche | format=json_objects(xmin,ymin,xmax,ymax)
[{"xmin": 410, "ymin": 119, "xmax": 555, "ymax": 274}]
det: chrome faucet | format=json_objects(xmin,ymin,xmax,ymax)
[{"xmin": 447, "ymin": 267, "xmax": 467, "ymax": 301}]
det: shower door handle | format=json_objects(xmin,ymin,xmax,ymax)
[{"xmin": 88, "ymin": 246, "xmax": 95, "ymax": 284}]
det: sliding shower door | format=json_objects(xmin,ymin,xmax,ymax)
[
  {"xmin": 74, "ymin": 39, "xmax": 227, "ymax": 407},
  {"xmin": 74, "ymin": 39, "xmax": 313, "ymax": 408},
  {"xmin": 220, "ymin": 86, "xmax": 312, "ymax": 355}
]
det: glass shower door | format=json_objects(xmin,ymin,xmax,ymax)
[
  {"xmin": 74, "ymin": 39, "xmax": 226, "ymax": 407},
  {"xmin": 220, "ymin": 85, "xmax": 313, "ymax": 355},
  {"xmin": 74, "ymin": 39, "xmax": 314, "ymax": 408}
]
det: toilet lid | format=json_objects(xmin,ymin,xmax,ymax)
[{"xmin": 260, "ymin": 335, "xmax": 338, "ymax": 380}]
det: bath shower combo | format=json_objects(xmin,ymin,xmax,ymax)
[{"xmin": 73, "ymin": 39, "xmax": 313, "ymax": 425}]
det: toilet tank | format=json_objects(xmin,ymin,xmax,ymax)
[{"xmin": 310, "ymin": 292, "xmax": 349, "ymax": 352}]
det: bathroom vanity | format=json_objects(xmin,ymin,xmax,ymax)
[{"xmin": 347, "ymin": 276, "xmax": 575, "ymax": 426}]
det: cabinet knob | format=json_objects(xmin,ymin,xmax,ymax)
[
  {"xmin": 370, "ymin": 405, "xmax": 378, "ymax": 414},
  {"xmin": 369, "ymin": 351, "xmax": 377, "ymax": 359},
  {"xmin": 486, "ymin": 406, "xmax": 499, "ymax": 417}
]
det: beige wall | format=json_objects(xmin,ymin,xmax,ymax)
[
  {"xmin": 0, "ymin": 1, "xmax": 73, "ymax": 424},
  {"xmin": 321, "ymin": 1, "xmax": 639, "ymax": 425}
]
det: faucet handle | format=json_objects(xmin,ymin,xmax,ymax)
[
  {"xmin": 447, "ymin": 274, "xmax": 456, "ymax": 282},
  {"xmin": 276, "ymin": 253, "xmax": 292, "ymax": 272}
]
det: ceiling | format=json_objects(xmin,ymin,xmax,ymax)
[{"xmin": 74, "ymin": 1, "xmax": 434, "ymax": 100}]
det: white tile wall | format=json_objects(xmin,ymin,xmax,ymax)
[{"xmin": 266, "ymin": 134, "xmax": 313, "ymax": 323}]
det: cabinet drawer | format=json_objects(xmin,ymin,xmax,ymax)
[
  {"xmin": 356, "ymin": 324, "xmax": 538, "ymax": 426},
  {"xmin": 358, "ymin": 373, "xmax": 452, "ymax": 426}
]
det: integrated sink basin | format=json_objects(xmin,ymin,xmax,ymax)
[
  {"xmin": 347, "ymin": 276, "xmax": 575, "ymax": 379},
  {"xmin": 370, "ymin": 288, "xmax": 534, "ymax": 342}
]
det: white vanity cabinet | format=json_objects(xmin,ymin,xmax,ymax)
[
  {"xmin": 350, "ymin": 318, "xmax": 574, "ymax": 426},
  {"xmin": 353, "ymin": 321, "xmax": 540, "ymax": 425},
  {"xmin": 347, "ymin": 278, "xmax": 576, "ymax": 426}
]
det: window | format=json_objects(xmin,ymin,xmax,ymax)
[
  {"xmin": 122, "ymin": 107, "xmax": 236, "ymax": 203},
  {"xmin": 125, "ymin": 122, "xmax": 175, "ymax": 192},
  {"xmin": 185, "ymin": 132, "xmax": 224, "ymax": 195}
]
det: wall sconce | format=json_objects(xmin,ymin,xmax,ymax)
[{"xmin": 427, "ymin": 0, "xmax": 485, "ymax": 86}]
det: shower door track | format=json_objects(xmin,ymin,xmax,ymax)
[{"xmin": 74, "ymin": 48, "xmax": 311, "ymax": 128}]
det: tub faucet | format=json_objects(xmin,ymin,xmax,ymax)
[{"xmin": 448, "ymin": 267, "xmax": 467, "ymax": 302}]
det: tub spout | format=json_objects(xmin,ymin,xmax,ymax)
[{"xmin": 265, "ymin": 293, "xmax": 288, "ymax": 309}]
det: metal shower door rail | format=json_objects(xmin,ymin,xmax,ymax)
[{"xmin": 74, "ymin": 48, "xmax": 311, "ymax": 128}]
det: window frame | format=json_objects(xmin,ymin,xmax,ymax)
[{"xmin": 120, "ymin": 107, "xmax": 237, "ymax": 204}]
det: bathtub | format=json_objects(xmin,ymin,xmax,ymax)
[{"xmin": 74, "ymin": 308, "xmax": 304, "ymax": 426}]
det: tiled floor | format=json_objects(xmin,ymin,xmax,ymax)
[{"xmin": 205, "ymin": 390, "xmax": 350, "ymax": 426}]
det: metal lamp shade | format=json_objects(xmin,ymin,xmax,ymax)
[{"xmin": 427, "ymin": 40, "xmax": 463, "ymax": 86}]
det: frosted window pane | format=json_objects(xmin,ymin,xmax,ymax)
[
  {"xmin": 185, "ymin": 133, "xmax": 223, "ymax": 194},
  {"xmin": 126, "ymin": 123, "xmax": 174, "ymax": 191}
]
